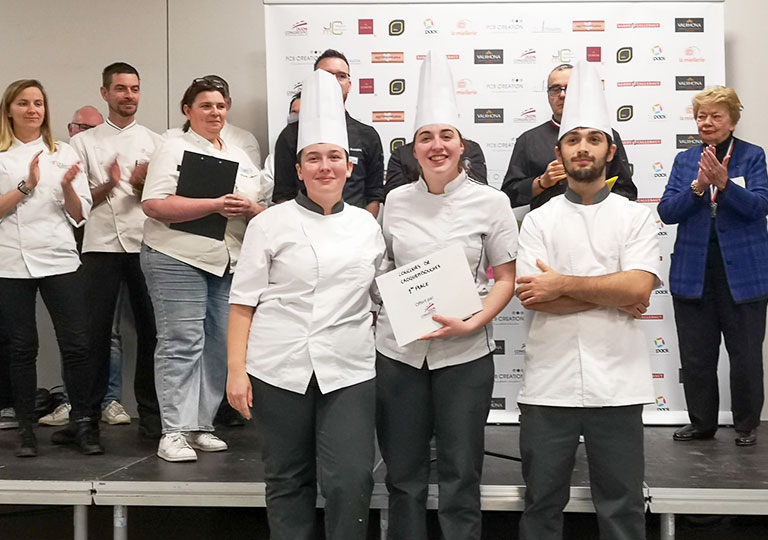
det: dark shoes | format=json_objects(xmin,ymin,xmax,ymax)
[
  {"xmin": 672, "ymin": 424, "xmax": 716, "ymax": 442},
  {"xmin": 138, "ymin": 414, "xmax": 163, "ymax": 440},
  {"xmin": 52, "ymin": 418, "xmax": 104, "ymax": 455},
  {"xmin": 15, "ymin": 422, "xmax": 37, "ymax": 458},
  {"xmin": 735, "ymin": 429, "xmax": 758, "ymax": 447}
]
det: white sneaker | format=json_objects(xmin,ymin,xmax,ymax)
[
  {"xmin": 38, "ymin": 403, "xmax": 71, "ymax": 426},
  {"xmin": 157, "ymin": 432, "xmax": 197, "ymax": 462},
  {"xmin": 0, "ymin": 407, "xmax": 18, "ymax": 429},
  {"xmin": 185, "ymin": 431, "xmax": 228, "ymax": 452},
  {"xmin": 101, "ymin": 401, "xmax": 131, "ymax": 425}
]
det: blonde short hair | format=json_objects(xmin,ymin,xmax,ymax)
[
  {"xmin": 0, "ymin": 79, "xmax": 57, "ymax": 153},
  {"xmin": 692, "ymin": 86, "xmax": 743, "ymax": 125}
]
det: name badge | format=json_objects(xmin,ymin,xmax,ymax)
[{"xmin": 349, "ymin": 156, "xmax": 359, "ymax": 165}]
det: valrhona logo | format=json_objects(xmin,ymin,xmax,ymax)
[
  {"xmin": 475, "ymin": 109, "xmax": 504, "ymax": 123},
  {"xmin": 474, "ymin": 49, "xmax": 504, "ymax": 64},
  {"xmin": 675, "ymin": 76, "xmax": 705, "ymax": 91}
]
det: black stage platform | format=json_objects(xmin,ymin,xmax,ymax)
[{"xmin": 1, "ymin": 422, "xmax": 766, "ymax": 539}]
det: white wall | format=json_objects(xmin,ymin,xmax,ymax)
[{"xmin": 2, "ymin": 0, "xmax": 768, "ymax": 416}]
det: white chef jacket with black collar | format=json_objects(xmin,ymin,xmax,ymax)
[
  {"xmin": 516, "ymin": 189, "xmax": 661, "ymax": 408},
  {"xmin": 141, "ymin": 129, "xmax": 267, "ymax": 276},
  {"xmin": 0, "ymin": 137, "xmax": 92, "ymax": 278},
  {"xmin": 375, "ymin": 171, "xmax": 519, "ymax": 369},
  {"xmin": 70, "ymin": 119, "xmax": 161, "ymax": 254},
  {"xmin": 229, "ymin": 193, "xmax": 386, "ymax": 395}
]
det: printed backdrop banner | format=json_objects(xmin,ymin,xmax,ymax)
[{"xmin": 264, "ymin": 2, "xmax": 727, "ymax": 424}]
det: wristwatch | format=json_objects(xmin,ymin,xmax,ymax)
[
  {"xmin": 690, "ymin": 180, "xmax": 705, "ymax": 197},
  {"xmin": 17, "ymin": 180, "xmax": 32, "ymax": 196}
]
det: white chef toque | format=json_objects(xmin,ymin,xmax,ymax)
[
  {"xmin": 296, "ymin": 69, "xmax": 348, "ymax": 154},
  {"xmin": 558, "ymin": 60, "xmax": 613, "ymax": 141},
  {"xmin": 413, "ymin": 49, "xmax": 461, "ymax": 133}
]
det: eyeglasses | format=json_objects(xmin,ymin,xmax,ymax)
[
  {"xmin": 330, "ymin": 72, "xmax": 350, "ymax": 82},
  {"xmin": 191, "ymin": 77, "xmax": 229, "ymax": 97},
  {"xmin": 68, "ymin": 122, "xmax": 97, "ymax": 132},
  {"xmin": 547, "ymin": 85, "xmax": 568, "ymax": 96}
]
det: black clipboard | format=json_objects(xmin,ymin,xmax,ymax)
[{"xmin": 169, "ymin": 150, "xmax": 239, "ymax": 240}]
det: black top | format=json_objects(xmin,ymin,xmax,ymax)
[
  {"xmin": 500, "ymin": 118, "xmax": 637, "ymax": 209},
  {"xmin": 383, "ymin": 139, "xmax": 488, "ymax": 199},
  {"xmin": 272, "ymin": 112, "xmax": 385, "ymax": 208}
]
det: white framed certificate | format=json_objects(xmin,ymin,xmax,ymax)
[{"xmin": 376, "ymin": 244, "xmax": 483, "ymax": 346}]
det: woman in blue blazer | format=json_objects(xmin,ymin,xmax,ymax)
[{"xmin": 658, "ymin": 86, "xmax": 768, "ymax": 447}]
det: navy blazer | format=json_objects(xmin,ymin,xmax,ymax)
[{"xmin": 658, "ymin": 138, "xmax": 768, "ymax": 302}]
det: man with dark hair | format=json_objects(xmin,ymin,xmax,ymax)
[
  {"xmin": 272, "ymin": 49, "xmax": 385, "ymax": 216},
  {"xmin": 65, "ymin": 62, "xmax": 163, "ymax": 449},
  {"xmin": 501, "ymin": 64, "xmax": 636, "ymax": 210},
  {"xmin": 515, "ymin": 61, "xmax": 659, "ymax": 540},
  {"xmin": 165, "ymin": 74, "xmax": 262, "ymax": 168}
]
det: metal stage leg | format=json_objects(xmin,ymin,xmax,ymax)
[
  {"xmin": 380, "ymin": 508, "xmax": 388, "ymax": 540},
  {"xmin": 114, "ymin": 505, "xmax": 128, "ymax": 540},
  {"xmin": 660, "ymin": 512, "xmax": 675, "ymax": 540},
  {"xmin": 73, "ymin": 505, "xmax": 88, "ymax": 540}
]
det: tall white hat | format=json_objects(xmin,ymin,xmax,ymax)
[
  {"xmin": 297, "ymin": 69, "xmax": 348, "ymax": 154},
  {"xmin": 558, "ymin": 60, "xmax": 612, "ymax": 140},
  {"xmin": 413, "ymin": 49, "xmax": 460, "ymax": 133}
]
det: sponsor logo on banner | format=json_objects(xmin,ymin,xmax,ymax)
[
  {"xmin": 475, "ymin": 108, "xmax": 505, "ymax": 123},
  {"xmin": 358, "ymin": 78, "xmax": 374, "ymax": 94},
  {"xmin": 388, "ymin": 19, "xmax": 405, "ymax": 36},
  {"xmin": 656, "ymin": 396, "xmax": 670, "ymax": 411},
  {"xmin": 656, "ymin": 220, "xmax": 669, "ymax": 237},
  {"xmin": 486, "ymin": 19, "xmax": 525, "ymax": 33},
  {"xmin": 623, "ymin": 139, "xmax": 662, "ymax": 145},
  {"xmin": 675, "ymin": 18, "xmax": 704, "ymax": 32},
  {"xmin": 372, "ymin": 111, "xmax": 405, "ymax": 122},
  {"xmin": 485, "ymin": 139, "xmax": 517, "ymax": 153},
  {"xmin": 653, "ymin": 162, "xmax": 668, "ymax": 179},
  {"xmin": 616, "ymin": 47, "xmax": 633, "ymax": 63},
  {"xmin": 653, "ymin": 373, "xmax": 665, "ymax": 379},
  {"xmin": 285, "ymin": 81, "xmax": 303, "ymax": 97},
  {"xmin": 677, "ymin": 134, "xmax": 702, "ymax": 148},
  {"xmin": 285, "ymin": 51, "xmax": 323, "ymax": 65},
  {"xmin": 490, "ymin": 398, "xmax": 506, "ymax": 410},
  {"xmin": 358, "ymin": 19, "xmax": 374, "ymax": 35},
  {"xmin": 680, "ymin": 46, "xmax": 705, "ymax": 63},
  {"xmin": 640, "ymin": 314, "xmax": 663, "ymax": 320},
  {"xmin": 638, "ymin": 197, "xmax": 662, "ymax": 203},
  {"xmin": 493, "ymin": 340, "xmax": 506, "ymax": 354},
  {"xmin": 551, "ymin": 48, "xmax": 573, "ymax": 63},
  {"xmin": 573, "ymin": 20, "xmax": 605, "ymax": 32},
  {"xmin": 486, "ymin": 78, "xmax": 524, "ymax": 93},
  {"xmin": 532, "ymin": 20, "xmax": 562, "ymax": 33},
  {"xmin": 475, "ymin": 49, "xmax": 504, "ymax": 64},
  {"xmin": 456, "ymin": 79, "xmax": 478, "ymax": 95},
  {"xmin": 676, "ymin": 76, "xmax": 705, "ymax": 91},
  {"xmin": 389, "ymin": 79, "xmax": 405, "ymax": 95},
  {"xmin": 654, "ymin": 284, "xmax": 670, "ymax": 296},
  {"xmin": 390, "ymin": 138, "xmax": 406, "ymax": 152},
  {"xmin": 423, "ymin": 18, "xmax": 438, "ymax": 35},
  {"xmin": 651, "ymin": 103, "xmax": 667, "ymax": 120},
  {"xmin": 372, "ymin": 52, "xmax": 404, "ymax": 63},
  {"xmin": 323, "ymin": 21, "xmax": 346, "ymax": 35},
  {"xmin": 452, "ymin": 19, "xmax": 477, "ymax": 36},
  {"xmin": 587, "ymin": 47, "xmax": 601, "ymax": 62},
  {"xmin": 416, "ymin": 53, "xmax": 460, "ymax": 60},
  {"xmin": 654, "ymin": 337, "xmax": 670, "ymax": 354},
  {"xmin": 494, "ymin": 310, "xmax": 527, "ymax": 324},
  {"xmin": 651, "ymin": 45, "xmax": 666, "ymax": 62},
  {"xmin": 617, "ymin": 22, "xmax": 661, "ymax": 29},
  {"xmin": 513, "ymin": 107, "xmax": 536, "ymax": 123},
  {"xmin": 285, "ymin": 20, "xmax": 308, "ymax": 36},
  {"xmin": 617, "ymin": 80, "xmax": 661, "ymax": 87},
  {"xmin": 495, "ymin": 369, "xmax": 524, "ymax": 383},
  {"xmin": 617, "ymin": 105, "xmax": 633, "ymax": 122},
  {"xmin": 680, "ymin": 105, "xmax": 695, "ymax": 121}
]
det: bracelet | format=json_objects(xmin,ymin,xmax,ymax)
[
  {"xmin": 536, "ymin": 176, "xmax": 546, "ymax": 190},
  {"xmin": 17, "ymin": 180, "xmax": 32, "ymax": 196},
  {"xmin": 690, "ymin": 180, "xmax": 706, "ymax": 197}
]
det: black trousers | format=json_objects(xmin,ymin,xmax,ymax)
[
  {"xmin": 376, "ymin": 352, "xmax": 494, "ymax": 540},
  {"xmin": 0, "ymin": 272, "xmax": 92, "ymax": 420},
  {"xmin": 81, "ymin": 252, "xmax": 159, "ymax": 421},
  {"xmin": 252, "ymin": 375, "xmax": 375, "ymax": 540},
  {"xmin": 0, "ymin": 314, "xmax": 12, "ymax": 409},
  {"xmin": 518, "ymin": 404, "xmax": 646, "ymax": 540},
  {"xmin": 673, "ymin": 246, "xmax": 767, "ymax": 433}
]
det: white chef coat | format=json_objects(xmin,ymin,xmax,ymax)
[
  {"xmin": 0, "ymin": 137, "xmax": 92, "ymax": 278},
  {"xmin": 70, "ymin": 119, "xmax": 161, "ymax": 253},
  {"xmin": 375, "ymin": 171, "xmax": 518, "ymax": 369},
  {"xmin": 229, "ymin": 195, "xmax": 386, "ymax": 395},
  {"xmin": 165, "ymin": 123, "xmax": 263, "ymax": 169},
  {"xmin": 142, "ymin": 129, "xmax": 267, "ymax": 276},
  {"xmin": 515, "ymin": 192, "xmax": 661, "ymax": 408}
]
